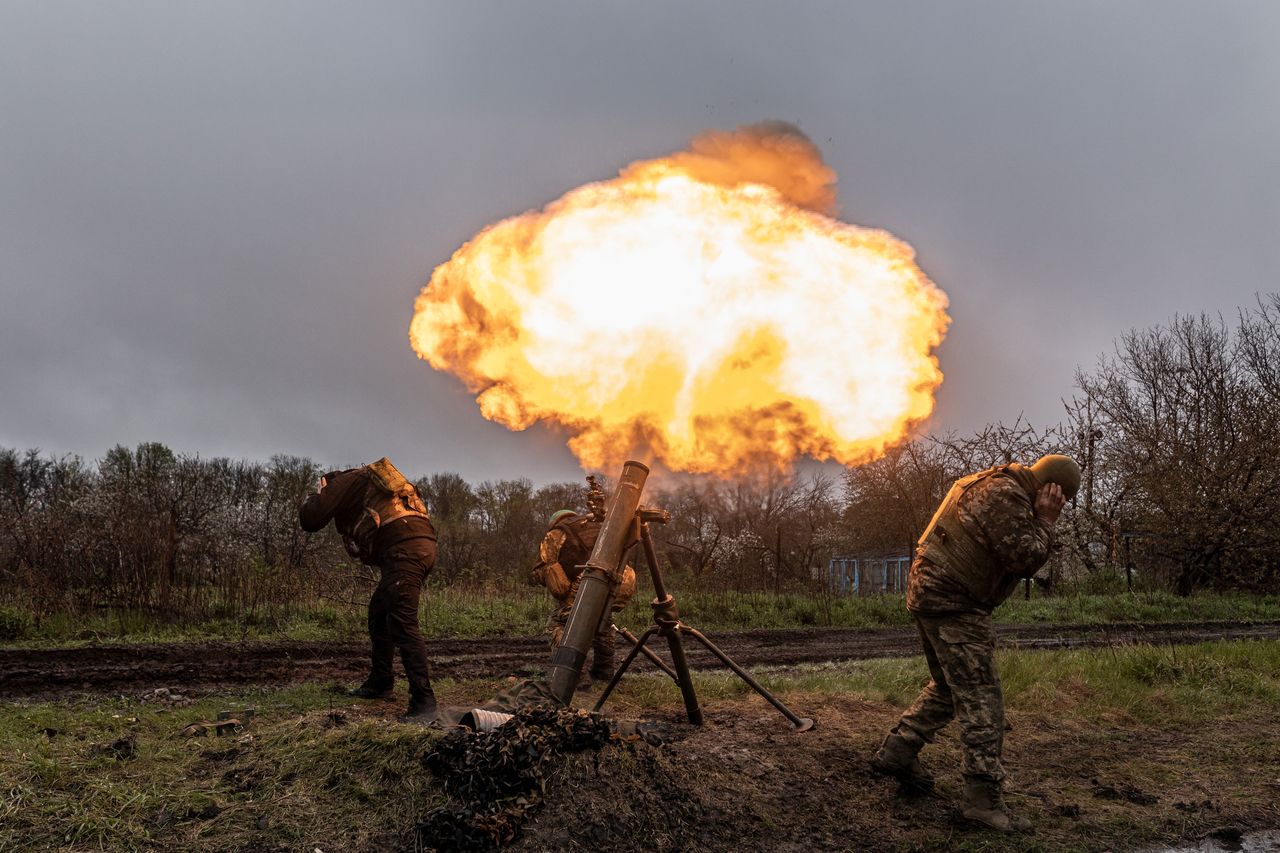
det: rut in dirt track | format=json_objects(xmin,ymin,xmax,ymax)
[{"xmin": 3, "ymin": 620, "xmax": 1279, "ymax": 700}]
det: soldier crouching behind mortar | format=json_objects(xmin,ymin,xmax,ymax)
[
  {"xmin": 871, "ymin": 454, "xmax": 1080, "ymax": 833},
  {"xmin": 299, "ymin": 458, "xmax": 439, "ymax": 723},
  {"xmin": 531, "ymin": 477, "xmax": 638, "ymax": 689}
]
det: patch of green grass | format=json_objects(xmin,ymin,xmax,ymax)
[
  {"xmin": 423, "ymin": 585, "xmax": 554, "ymax": 638},
  {"xmin": 996, "ymin": 589, "xmax": 1280, "ymax": 625},
  {"xmin": 0, "ymin": 603, "xmax": 33, "ymax": 641},
  {"xmin": 594, "ymin": 638, "xmax": 1280, "ymax": 724},
  {"xmin": 0, "ymin": 684, "xmax": 442, "ymax": 851},
  {"xmin": 8, "ymin": 606, "xmax": 367, "ymax": 647},
  {"xmin": 6, "ymin": 588, "xmax": 1279, "ymax": 649},
  {"xmin": 998, "ymin": 638, "xmax": 1280, "ymax": 722}
]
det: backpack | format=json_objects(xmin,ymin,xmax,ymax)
[{"xmin": 341, "ymin": 457, "xmax": 429, "ymax": 562}]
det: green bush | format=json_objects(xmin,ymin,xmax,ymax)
[{"xmin": 0, "ymin": 605, "xmax": 32, "ymax": 642}]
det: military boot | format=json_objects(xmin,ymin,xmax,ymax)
[
  {"xmin": 961, "ymin": 778, "xmax": 1032, "ymax": 833},
  {"xmin": 348, "ymin": 681, "xmax": 394, "ymax": 700},
  {"xmin": 398, "ymin": 694, "xmax": 438, "ymax": 725},
  {"xmin": 870, "ymin": 731, "xmax": 934, "ymax": 792},
  {"xmin": 588, "ymin": 665, "xmax": 616, "ymax": 684}
]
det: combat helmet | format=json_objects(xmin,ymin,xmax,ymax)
[
  {"xmin": 548, "ymin": 509, "xmax": 577, "ymax": 526},
  {"xmin": 1028, "ymin": 454, "xmax": 1081, "ymax": 501}
]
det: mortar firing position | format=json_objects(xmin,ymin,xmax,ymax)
[
  {"xmin": 531, "ymin": 476, "xmax": 637, "ymax": 688},
  {"xmin": 299, "ymin": 457, "xmax": 439, "ymax": 723},
  {"xmin": 871, "ymin": 454, "xmax": 1080, "ymax": 832}
]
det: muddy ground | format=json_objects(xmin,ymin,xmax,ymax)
[
  {"xmin": 6, "ymin": 626, "xmax": 1280, "ymax": 851},
  {"xmin": 503, "ymin": 696, "xmax": 1280, "ymax": 853},
  {"xmin": 411, "ymin": 691, "xmax": 1280, "ymax": 853},
  {"xmin": 3, "ymin": 620, "xmax": 1279, "ymax": 700}
]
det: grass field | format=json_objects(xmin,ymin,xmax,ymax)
[
  {"xmin": 3, "ymin": 639, "xmax": 1278, "ymax": 851},
  {"xmin": 4, "ymin": 587, "xmax": 1280, "ymax": 648}
]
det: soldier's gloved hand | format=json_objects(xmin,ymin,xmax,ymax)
[{"xmin": 1034, "ymin": 483, "xmax": 1066, "ymax": 525}]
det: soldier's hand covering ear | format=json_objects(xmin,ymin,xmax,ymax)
[{"xmin": 1034, "ymin": 483, "xmax": 1066, "ymax": 525}]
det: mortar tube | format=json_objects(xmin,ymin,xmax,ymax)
[
  {"xmin": 459, "ymin": 708, "xmax": 514, "ymax": 731},
  {"xmin": 548, "ymin": 460, "xmax": 649, "ymax": 704}
]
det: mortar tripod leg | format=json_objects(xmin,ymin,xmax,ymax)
[
  {"xmin": 680, "ymin": 626, "xmax": 815, "ymax": 731},
  {"xmin": 662, "ymin": 620, "xmax": 704, "ymax": 725},
  {"xmin": 614, "ymin": 624, "xmax": 679, "ymax": 681},
  {"xmin": 593, "ymin": 624, "xmax": 662, "ymax": 712}
]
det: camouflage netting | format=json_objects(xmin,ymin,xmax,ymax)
[{"xmin": 417, "ymin": 707, "xmax": 621, "ymax": 851}]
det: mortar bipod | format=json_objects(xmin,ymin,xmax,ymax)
[{"xmin": 593, "ymin": 514, "xmax": 815, "ymax": 732}]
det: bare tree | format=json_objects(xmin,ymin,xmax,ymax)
[
  {"xmin": 418, "ymin": 472, "xmax": 480, "ymax": 584},
  {"xmin": 1075, "ymin": 307, "xmax": 1280, "ymax": 593}
]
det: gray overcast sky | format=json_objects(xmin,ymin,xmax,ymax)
[{"xmin": 2, "ymin": 2, "xmax": 1278, "ymax": 483}]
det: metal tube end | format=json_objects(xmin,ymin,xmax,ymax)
[{"xmin": 459, "ymin": 709, "xmax": 515, "ymax": 731}]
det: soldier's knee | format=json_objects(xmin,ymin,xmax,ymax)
[
  {"xmin": 924, "ymin": 680, "xmax": 953, "ymax": 702},
  {"xmin": 388, "ymin": 617, "xmax": 424, "ymax": 643},
  {"xmin": 960, "ymin": 723, "xmax": 1003, "ymax": 749}
]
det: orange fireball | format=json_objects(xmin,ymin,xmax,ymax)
[{"xmin": 409, "ymin": 123, "xmax": 949, "ymax": 476}]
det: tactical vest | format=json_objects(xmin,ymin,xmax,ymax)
[
  {"xmin": 337, "ymin": 458, "xmax": 430, "ymax": 563},
  {"xmin": 916, "ymin": 464, "xmax": 1037, "ymax": 607},
  {"xmin": 551, "ymin": 515, "xmax": 601, "ymax": 583}
]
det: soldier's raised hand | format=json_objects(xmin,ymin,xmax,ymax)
[{"xmin": 1034, "ymin": 483, "xmax": 1065, "ymax": 525}]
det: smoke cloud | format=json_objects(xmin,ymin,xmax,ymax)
[{"xmin": 625, "ymin": 120, "xmax": 838, "ymax": 216}]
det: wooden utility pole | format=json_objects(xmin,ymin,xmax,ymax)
[
  {"xmin": 1085, "ymin": 427, "xmax": 1102, "ymax": 513},
  {"xmin": 774, "ymin": 526, "xmax": 783, "ymax": 594}
]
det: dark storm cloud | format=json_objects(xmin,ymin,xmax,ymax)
[{"xmin": 2, "ymin": 1, "xmax": 1278, "ymax": 481}]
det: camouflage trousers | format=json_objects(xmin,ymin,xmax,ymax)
[
  {"xmin": 894, "ymin": 609, "xmax": 1006, "ymax": 783},
  {"xmin": 547, "ymin": 579, "xmax": 618, "ymax": 681}
]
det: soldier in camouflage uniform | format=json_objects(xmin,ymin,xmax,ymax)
[
  {"xmin": 870, "ymin": 454, "xmax": 1080, "ymax": 833},
  {"xmin": 300, "ymin": 458, "xmax": 439, "ymax": 723},
  {"xmin": 532, "ymin": 508, "xmax": 637, "ymax": 686}
]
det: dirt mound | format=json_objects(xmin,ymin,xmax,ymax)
[
  {"xmin": 418, "ymin": 708, "xmax": 620, "ymax": 850},
  {"xmin": 515, "ymin": 733, "xmax": 716, "ymax": 851},
  {"xmin": 412, "ymin": 700, "xmax": 923, "ymax": 852},
  {"xmin": 415, "ymin": 706, "xmax": 756, "ymax": 852},
  {"xmin": 509, "ymin": 700, "xmax": 956, "ymax": 853}
]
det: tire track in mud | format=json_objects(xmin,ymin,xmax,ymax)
[{"xmin": 3, "ymin": 620, "xmax": 1278, "ymax": 700}]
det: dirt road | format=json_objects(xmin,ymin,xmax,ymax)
[{"xmin": 3, "ymin": 620, "xmax": 1278, "ymax": 700}]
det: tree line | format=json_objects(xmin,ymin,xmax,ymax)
[
  {"xmin": 844, "ymin": 295, "xmax": 1280, "ymax": 595},
  {"xmin": 2, "ymin": 297, "xmax": 1277, "ymax": 625}
]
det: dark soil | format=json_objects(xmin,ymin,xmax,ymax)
[
  {"xmin": 501, "ymin": 697, "xmax": 1280, "ymax": 853},
  {"xmin": 3, "ymin": 620, "xmax": 1278, "ymax": 701},
  {"xmin": 514, "ymin": 702, "xmax": 969, "ymax": 853}
]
